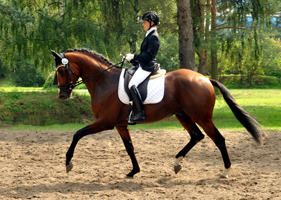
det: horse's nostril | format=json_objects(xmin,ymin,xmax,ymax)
[{"xmin": 59, "ymin": 94, "xmax": 68, "ymax": 99}]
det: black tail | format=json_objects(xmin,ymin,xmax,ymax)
[{"xmin": 210, "ymin": 79, "xmax": 267, "ymax": 145}]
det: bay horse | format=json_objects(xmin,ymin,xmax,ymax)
[{"xmin": 51, "ymin": 48, "xmax": 267, "ymax": 178}]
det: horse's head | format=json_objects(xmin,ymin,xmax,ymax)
[{"xmin": 51, "ymin": 50, "xmax": 80, "ymax": 99}]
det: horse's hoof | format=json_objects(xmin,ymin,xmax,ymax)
[
  {"xmin": 220, "ymin": 167, "xmax": 231, "ymax": 178},
  {"xmin": 221, "ymin": 174, "xmax": 229, "ymax": 178},
  {"xmin": 126, "ymin": 172, "xmax": 135, "ymax": 178},
  {"xmin": 66, "ymin": 163, "xmax": 73, "ymax": 173},
  {"xmin": 126, "ymin": 174, "xmax": 134, "ymax": 179},
  {"xmin": 174, "ymin": 165, "xmax": 182, "ymax": 174},
  {"xmin": 126, "ymin": 169, "xmax": 140, "ymax": 178}
]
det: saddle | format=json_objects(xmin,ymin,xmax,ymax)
[{"xmin": 124, "ymin": 64, "xmax": 160, "ymax": 101}]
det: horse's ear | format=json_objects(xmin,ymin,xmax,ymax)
[
  {"xmin": 50, "ymin": 49, "xmax": 62, "ymax": 59},
  {"xmin": 50, "ymin": 49, "xmax": 62, "ymax": 68}
]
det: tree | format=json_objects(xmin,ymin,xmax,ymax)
[
  {"xmin": 220, "ymin": 39, "xmax": 263, "ymax": 85},
  {"xmin": 210, "ymin": 0, "xmax": 218, "ymax": 80},
  {"xmin": 191, "ymin": 0, "xmax": 210, "ymax": 75},
  {"xmin": 260, "ymin": 37, "xmax": 281, "ymax": 77},
  {"xmin": 0, "ymin": 0, "xmax": 106, "ymax": 71},
  {"xmin": 177, "ymin": 0, "xmax": 195, "ymax": 70},
  {"xmin": 98, "ymin": 0, "xmax": 178, "ymax": 59},
  {"xmin": 0, "ymin": 0, "xmax": 178, "ymax": 72},
  {"xmin": 0, "ymin": 2, "xmax": 34, "ymax": 63},
  {"xmin": 191, "ymin": 0, "xmax": 281, "ymax": 79},
  {"xmin": 2, "ymin": 0, "xmax": 280, "ymax": 81}
]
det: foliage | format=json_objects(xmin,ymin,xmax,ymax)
[
  {"xmin": 0, "ymin": 0, "xmax": 105, "ymax": 70},
  {"xmin": 0, "ymin": 55, "xmax": 45, "ymax": 87},
  {"xmin": 220, "ymin": 37, "xmax": 263, "ymax": 77},
  {"xmin": 219, "ymin": 75, "xmax": 281, "ymax": 88},
  {"xmin": 157, "ymin": 33, "xmax": 179, "ymax": 72},
  {"xmin": 42, "ymin": 78, "xmax": 53, "ymax": 89},
  {"xmin": 0, "ymin": 1, "xmax": 34, "ymax": 63},
  {"xmin": 260, "ymin": 37, "xmax": 281, "ymax": 77},
  {"xmin": 1, "ymin": 0, "xmax": 281, "ymax": 86},
  {"xmin": 0, "ymin": 0, "xmax": 178, "ymax": 72},
  {"xmin": 218, "ymin": 35, "xmax": 281, "ymax": 85},
  {"xmin": 0, "ymin": 59, "xmax": 11, "ymax": 85},
  {"xmin": 0, "ymin": 90, "xmax": 93, "ymax": 126},
  {"xmin": 13, "ymin": 58, "xmax": 45, "ymax": 87},
  {"xmin": 216, "ymin": 0, "xmax": 281, "ymax": 62},
  {"xmin": 192, "ymin": 0, "xmax": 281, "ymax": 77}
]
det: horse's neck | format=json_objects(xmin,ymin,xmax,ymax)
[
  {"xmin": 80, "ymin": 62, "xmax": 121, "ymax": 97},
  {"xmin": 78, "ymin": 58, "xmax": 116, "ymax": 80}
]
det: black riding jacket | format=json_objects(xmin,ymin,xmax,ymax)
[{"xmin": 133, "ymin": 29, "xmax": 160, "ymax": 72}]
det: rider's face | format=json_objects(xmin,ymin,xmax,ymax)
[
  {"xmin": 142, "ymin": 21, "xmax": 150, "ymax": 30},
  {"xmin": 142, "ymin": 21, "xmax": 155, "ymax": 31}
]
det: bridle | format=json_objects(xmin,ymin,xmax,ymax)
[{"xmin": 55, "ymin": 53, "xmax": 125, "ymax": 92}]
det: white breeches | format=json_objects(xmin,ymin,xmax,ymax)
[{"xmin": 128, "ymin": 66, "xmax": 151, "ymax": 89}]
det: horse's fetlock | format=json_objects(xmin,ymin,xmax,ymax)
[
  {"xmin": 196, "ymin": 133, "xmax": 205, "ymax": 142},
  {"xmin": 174, "ymin": 156, "xmax": 184, "ymax": 167}
]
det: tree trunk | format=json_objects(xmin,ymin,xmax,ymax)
[
  {"xmin": 210, "ymin": 0, "xmax": 218, "ymax": 80},
  {"xmin": 128, "ymin": 0, "xmax": 139, "ymax": 53},
  {"xmin": 59, "ymin": 0, "xmax": 65, "ymax": 52},
  {"xmin": 205, "ymin": 0, "xmax": 211, "ymax": 74},
  {"xmin": 177, "ymin": 0, "xmax": 195, "ymax": 70},
  {"xmin": 197, "ymin": 0, "xmax": 207, "ymax": 75}
]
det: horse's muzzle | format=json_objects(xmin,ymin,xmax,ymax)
[{"xmin": 58, "ymin": 89, "xmax": 72, "ymax": 99}]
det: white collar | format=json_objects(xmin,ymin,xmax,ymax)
[{"xmin": 145, "ymin": 27, "xmax": 157, "ymax": 37}]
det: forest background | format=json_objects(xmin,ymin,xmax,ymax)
[{"xmin": 0, "ymin": 0, "xmax": 281, "ymax": 88}]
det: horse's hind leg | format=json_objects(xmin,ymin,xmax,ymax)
[
  {"xmin": 174, "ymin": 112, "xmax": 205, "ymax": 174},
  {"xmin": 199, "ymin": 120, "xmax": 231, "ymax": 178},
  {"xmin": 115, "ymin": 125, "xmax": 140, "ymax": 178}
]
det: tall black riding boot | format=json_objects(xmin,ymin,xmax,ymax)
[{"xmin": 128, "ymin": 85, "xmax": 145, "ymax": 123}]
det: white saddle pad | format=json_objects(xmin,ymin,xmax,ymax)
[{"xmin": 118, "ymin": 68, "xmax": 166, "ymax": 105}]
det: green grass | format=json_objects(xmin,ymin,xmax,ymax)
[
  {"xmin": 6, "ymin": 123, "xmax": 87, "ymax": 131},
  {"xmin": 1, "ymin": 88, "xmax": 281, "ymax": 131},
  {"xmin": 213, "ymin": 89, "xmax": 281, "ymax": 130},
  {"xmin": 0, "ymin": 87, "xmax": 44, "ymax": 92}
]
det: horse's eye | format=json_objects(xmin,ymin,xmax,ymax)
[{"xmin": 58, "ymin": 70, "xmax": 66, "ymax": 75}]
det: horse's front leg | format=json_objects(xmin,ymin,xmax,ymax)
[
  {"xmin": 66, "ymin": 119, "xmax": 113, "ymax": 173},
  {"xmin": 115, "ymin": 125, "xmax": 140, "ymax": 178}
]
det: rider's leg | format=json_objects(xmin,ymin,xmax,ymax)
[
  {"xmin": 128, "ymin": 66, "xmax": 151, "ymax": 89},
  {"xmin": 128, "ymin": 67, "xmax": 151, "ymax": 123}
]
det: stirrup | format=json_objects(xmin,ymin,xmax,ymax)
[
  {"xmin": 129, "ymin": 111, "xmax": 145, "ymax": 123},
  {"xmin": 127, "ymin": 101, "xmax": 136, "ymax": 125}
]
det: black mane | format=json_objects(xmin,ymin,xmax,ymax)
[{"xmin": 66, "ymin": 48, "xmax": 114, "ymax": 65}]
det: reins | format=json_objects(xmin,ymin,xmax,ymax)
[{"xmin": 74, "ymin": 59, "xmax": 125, "ymax": 88}]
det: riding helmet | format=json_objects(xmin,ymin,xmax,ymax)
[{"xmin": 140, "ymin": 11, "xmax": 160, "ymax": 25}]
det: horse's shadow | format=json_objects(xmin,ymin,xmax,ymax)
[
  {"xmin": 0, "ymin": 176, "xmax": 234, "ymax": 198},
  {"xmin": 157, "ymin": 176, "xmax": 234, "ymax": 188}
]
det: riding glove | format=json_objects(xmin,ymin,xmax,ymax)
[{"xmin": 126, "ymin": 54, "xmax": 134, "ymax": 62}]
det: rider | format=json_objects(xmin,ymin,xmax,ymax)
[{"xmin": 126, "ymin": 11, "xmax": 160, "ymax": 123}]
